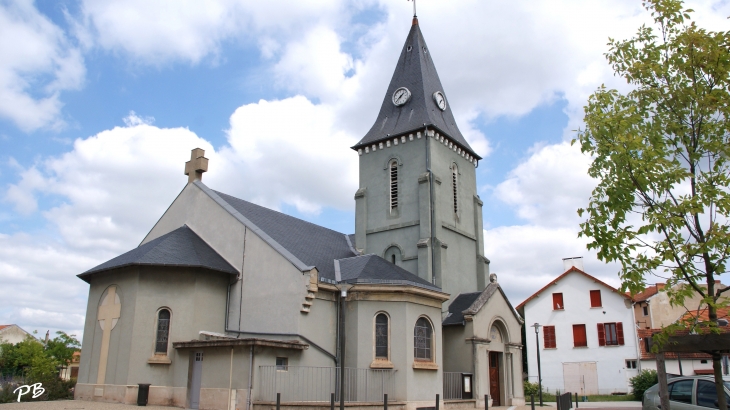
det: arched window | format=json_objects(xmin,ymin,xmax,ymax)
[
  {"xmin": 384, "ymin": 246, "xmax": 402, "ymax": 266},
  {"xmin": 451, "ymin": 164, "xmax": 458, "ymax": 214},
  {"xmin": 414, "ymin": 317, "xmax": 433, "ymax": 360},
  {"xmin": 155, "ymin": 309, "xmax": 171, "ymax": 354},
  {"xmin": 390, "ymin": 161, "xmax": 398, "ymax": 210},
  {"xmin": 375, "ymin": 313, "xmax": 389, "ymax": 359}
]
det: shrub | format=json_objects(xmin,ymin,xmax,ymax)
[
  {"xmin": 524, "ymin": 381, "xmax": 542, "ymax": 397},
  {"xmin": 630, "ymin": 370, "xmax": 658, "ymax": 401}
]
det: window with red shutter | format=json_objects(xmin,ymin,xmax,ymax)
[
  {"xmin": 543, "ymin": 326, "xmax": 556, "ymax": 348},
  {"xmin": 616, "ymin": 322, "xmax": 624, "ymax": 345},
  {"xmin": 597, "ymin": 323, "xmax": 606, "ymax": 346},
  {"xmin": 573, "ymin": 324, "xmax": 587, "ymax": 347},
  {"xmin": 590, "ymin": 290, "xmax": 602, "ymax": 307},
  {"xmin": 552, "ymin": 293, "xmax": 564, "ymax": 310}
]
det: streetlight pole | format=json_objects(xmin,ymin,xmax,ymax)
[
  {"xmin": 532, "ymin": 323, "xmax": 543, "ymax": 407},
  {"xmin": 336, "ymin": 284, "xmax": 352, "ymax": 410}
]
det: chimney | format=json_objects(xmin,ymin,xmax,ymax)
[{"xmin": 563, "ymin": 256, "xmax": 584, "ymax": 272}]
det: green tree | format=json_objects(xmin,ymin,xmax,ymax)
[
  {"xmin": 44, "ymin": 332, "xmax": 80, "ymax": 373},
  {"xmin": 575, "ymin": 0, "xmax": 730, "ymax": 408}
]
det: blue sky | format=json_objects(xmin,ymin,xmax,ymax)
[{"xmin": 1, "ymin": 0, "xmax": 728, "ymax": 338}]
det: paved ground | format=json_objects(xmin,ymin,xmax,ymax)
[
  {"xmin": 0, "ymin": 401, "xmax": 171, "ymax": 410},
  {"xmin": 511, "ymin": 402, "xmax": 642, "ymax": 410},
  {"xmin": 0, "ymin": 401, "xmax": 642, "ymax": 410}
]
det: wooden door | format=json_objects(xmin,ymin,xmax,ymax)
[{"xmin": 489, "ymin": 352, "xmax": 501, "ymax": 406}]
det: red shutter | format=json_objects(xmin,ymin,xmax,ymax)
[
  {"xmin": 597, "ymin": 323, "xmax": 606, "ymax": 346},
  {"xmin": 573, "ymin": 324, "xmax": 587, "ymax": 347},
  {"xmin": 590, "ymin": 290, "xmax": 602, "ymax": 307},
  {"xmin": 553, "ymin": 293, "xmax": 564, "ymax": 310},
  {"xmin": 543, "ymin": 326, "xmax": 556, "ymax": 348},
  {"xmin": 617, "ymin": 322, "xmax": 624, "ymax": 345}
]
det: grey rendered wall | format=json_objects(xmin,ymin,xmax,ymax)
[
  {"xmin": 442, "ymin": 325, "xmax": 472, "ymax": 373},
  {"xmin": 429, "ymin": 135, "xmax": 485, "ymax": 304},
  {"xmin": 345, "ymin": 295, "xmax": 443, "ymax": 403},
  {"xmin": 78, "ymin": 270, "xmax": 139, "ymax": 386},
  {"xmin": 298, "ymin": 291, "xmax": 338, "ymax": 367},
  {"xmin": 357, "ymin": 137, "xmax": 427, "ymax": 279},
  {"xmin": 141, "ymin": 183, "xmax": 246, "ymax": 273},
  {"xmin": 355, "ymin": 133, "xmax": 487, "ymax": 308},
  {"xmin": 78, "ymin": 266, "xmax": 230, "ymax": 389}
]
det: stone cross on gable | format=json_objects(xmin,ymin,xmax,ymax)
[
  {"xmin": 96, "ymin": 286, "xmax": 121, "ymax": 385},
  {"xmin": 184, "ymin": 148, "xmax": 209, "ymax": 183}
]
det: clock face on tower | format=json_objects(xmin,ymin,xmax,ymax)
[
  {"xmin": 433, "ymin": 91, "xmax": 446, "ymax": 111},
  {"xmin": 392, "ymin": 87, "xmax": 411, "ymax": 106}
]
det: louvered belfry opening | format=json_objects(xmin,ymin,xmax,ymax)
[
  {"xmin": 390, "ymin": 161, "xmax": 398, "ymax": 209},
  {"xmin": 452, "ymin": 165, "xmax": 458, "ymax": 213}
]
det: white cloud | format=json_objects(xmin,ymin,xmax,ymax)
[
  {"xmin": 493, "ymin": 141, "xmax": 594, "ymax": 227},
  {"xmin": 74, "ymin": 0, "xmax": 346, "ymax": 65},
  {"xmin": 0, "ymin": 0, "xmax": 85, "ymax": 131},
  {"xmin": 483, "ymin": 140, "xmax": 624, "ymax": 304}
]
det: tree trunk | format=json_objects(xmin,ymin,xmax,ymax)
[
  {"xmin": 713, "ymin": 352, "xmax": 727, "ymax": 410},
  {"xmin": 657, "ymin": 352, "xmax": 670, "ymax": 410}
]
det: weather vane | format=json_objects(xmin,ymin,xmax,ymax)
[{"xmin": 408, "ymin": 0, "xmax": 416, "ymax": 17}]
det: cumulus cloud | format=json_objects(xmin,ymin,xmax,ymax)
[
  {"xmin": 73, "ymin": 0, "xmax": 346, "ymax": 65},
  {"xmin": 483, "ymin": 141, "xmax": 622, "ymax": 304},
  {"xmin": 0, "ymin": 0, "xmax": 85, "ymax": 131}
]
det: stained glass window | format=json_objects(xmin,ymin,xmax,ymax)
[
  {"xmin": 414, "ymin": 317, "xmax": 432, "ymax": 360},
  {"xmin": 155, "ymin": 309, "xmax": 170, "ymax": 354},
  {"xmin": 375, "ymin": 314, "xmax": 388, "ymax": 358}
]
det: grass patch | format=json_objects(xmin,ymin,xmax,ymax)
[{"xmin": 585, "ymin": 394, "xmax": 637, "ymax": 402}]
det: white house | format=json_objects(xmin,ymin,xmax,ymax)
[
  {"xmin": 0, "ymin": 324, "xmax": 32, "ymax": 345},
  {"xmin": 516, "ymin": 259, "xmax": 639, "ymax": 395}
]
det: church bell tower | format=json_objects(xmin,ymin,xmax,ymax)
[{"xmin": 351, "ymin": 17, "xmax": 490, "ymax": 307}]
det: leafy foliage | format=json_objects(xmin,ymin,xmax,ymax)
[
  {"xmin": 0, "ymin": 332, "xmax": 80, "ymax": 402},
  {"xmin": 630, "ymin": 370, "xmax": 658, "ymax": 401},
  {"xmin": 576, "ymin": 0, "xmax": 729, "ymax": 407}
]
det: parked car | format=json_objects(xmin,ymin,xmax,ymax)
[{"xmin": 643, "ymin": 376, "xmax": 730, "ymax": 410}]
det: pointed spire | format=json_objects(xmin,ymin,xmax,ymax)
[{"xmin": 352, "ymin": 21, "xmax": 480, "ymax": 159}]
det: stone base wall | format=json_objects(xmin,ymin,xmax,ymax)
[
  {"xmin": 253, "ymin": 402, "xmax": 407, "ymax": 410},
  {"xmin": 444, "ymin": 399, "xmax": 477, "ymax": 409},
  {"xmin": 74, "ymin": 383, "xmax": 187, "ymax": 408}
]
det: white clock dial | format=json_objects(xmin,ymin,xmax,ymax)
[
  {"xmin": 392, "ymin": 87, "xmax": 411, "ymax": 106},
  {"xmin": 433, "ymin": 91, "xmax": 446, "ymax": 111}
]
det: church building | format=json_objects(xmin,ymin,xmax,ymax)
[{"xmin": 75, "ymin": 16, "xmax": 525, "ymax": 410}]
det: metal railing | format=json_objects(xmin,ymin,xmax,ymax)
[
  {"xmin": 443, "ymin": 372, "xmax": 462, "ymax": 400},
  {"xmin": 257, "ymin": 366, "xmax": 396, "ymax": 403}
]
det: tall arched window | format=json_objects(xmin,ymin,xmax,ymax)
[
  {"xmin": 451, "ymin": 164, "xmax": 458, "ymax": 214},
  {"xmin": 414, "ymin": 317, "xmax": 433, "ymax": 360},
  {"xmin": 155, "ymin": 309, "xmax": 171, "ymax": 354},
  {"xmin": 375, "ymin": 313, "xmax": 389, "ymax": 359},
  {"xmin": 390, "ymin": 161, "xmax": 398, "ymax": 210}
]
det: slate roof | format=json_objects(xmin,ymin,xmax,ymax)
[
  {"xmin": 442, "ymin": 292, "xmax": 481, "ymax": 325},
  {"xmin": 213, "ymin": 190, "xmax": 358, "ymax": 282},
  {"xmin": 79, "ymin": 225, "xmax": 238, "ymax": 282},
  {"xmin": 443, "ymin": 282, "xmax": 524, "ymax": 326},
  {"xmin": 352, "ymin": 19, "xmax": 480, "ymax": 159},
  {"xmin": 335, "ymin": 254, "xmax": 441, "ymax": 292}
]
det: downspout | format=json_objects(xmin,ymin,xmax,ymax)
[
  {"xmin": 228, "ymin": 347, "xmax": 234, "ymax": 410},
  {"xmin": 632, "ymin": 301, "xmax": 643, "ymax": 372},
  {"xmin": 247, "ymin": 345, "xmax": 254, "ymax": 410},
  {"xmin": 424, "ymin": 125, "xmax": 437, "ymax": 285},
  {"xmin": 239, "ymin": 226, "xmax": 248, "ymax": 331}
]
